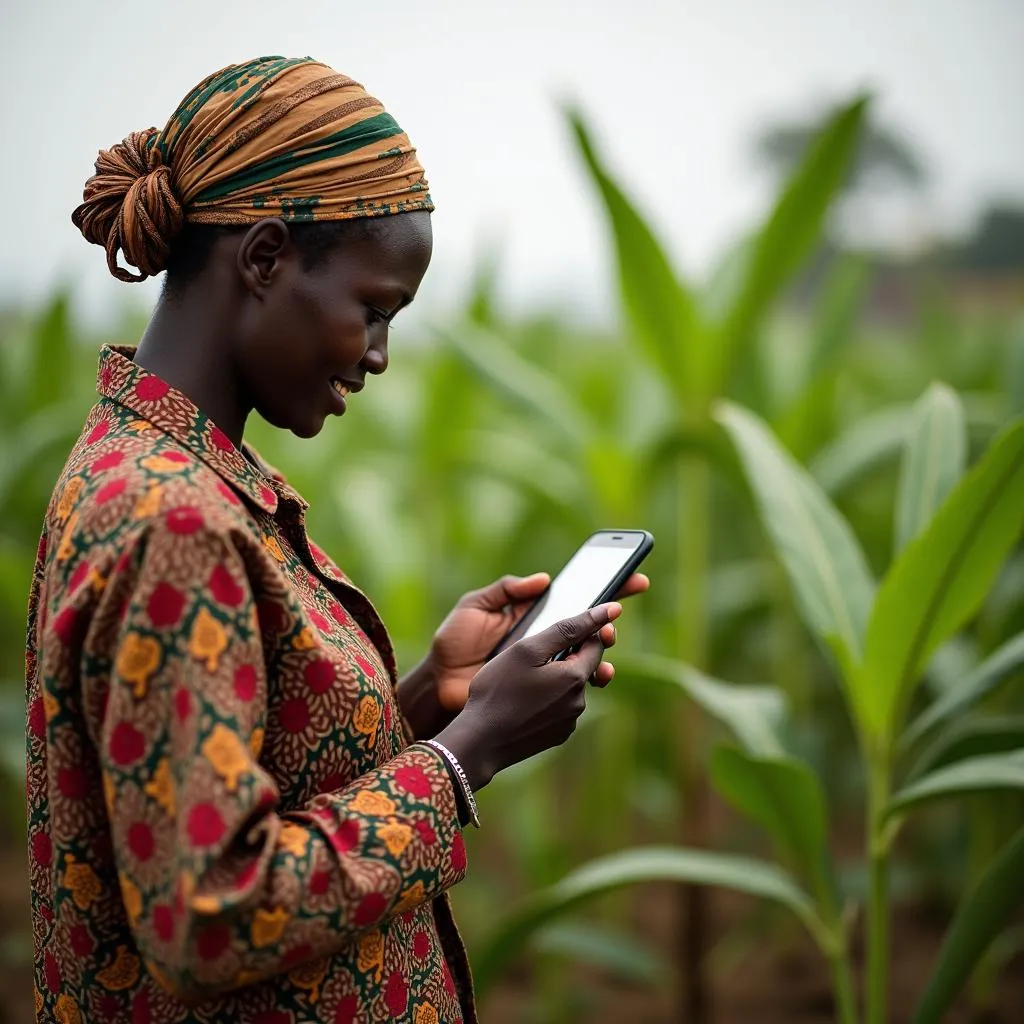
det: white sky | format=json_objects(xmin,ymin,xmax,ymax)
[{"xmin": 2, "ymin": 0, "xmax": 1022, "ymax": 330}]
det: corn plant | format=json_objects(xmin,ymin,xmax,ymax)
[
  {"xmin": 444, "ymin": 92, "xmax": 869, "ymax": 1013},
  {"xmin": 477, "ymin": 382, "xmax": 1024, "ymax": 1023}
]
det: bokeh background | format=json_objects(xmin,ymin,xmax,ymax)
[{"xmin": 2, "ymin": 2, "xmax": 1023, "ymax": 1021}]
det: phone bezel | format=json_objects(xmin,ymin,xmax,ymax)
[{"xmin": 486, "ymin": 528, "xmax": 654, "ymax": 661}]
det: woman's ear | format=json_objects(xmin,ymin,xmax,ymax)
[{"xmin": 237, "ymin": 218, "xmax": 293, "ymax": 298}]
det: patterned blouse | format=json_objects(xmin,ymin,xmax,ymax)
[{"xmin": 25, "ymin": 345, "xmax": 477, "ymax": 1024}]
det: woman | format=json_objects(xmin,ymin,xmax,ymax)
[{"xmin": 26, "ymin": 56, "xmax": 648, "ymax": 1023}]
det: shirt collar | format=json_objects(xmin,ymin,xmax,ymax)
[{"xmin": 97, "ymin": 344, "xmax": 280, "ymax": 515}]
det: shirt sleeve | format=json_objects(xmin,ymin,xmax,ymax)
[{"xmin": 83, "ymin": 513, "xmax": 468, "ymax": 1003}]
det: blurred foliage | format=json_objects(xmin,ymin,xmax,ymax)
[
  {"xmin": 755, "ymin": 104, "xmax": 926, "ymax": 194},
  {"xmin": 1, "ymin": 92, "xmax": 1023, "ymax": 1022}
]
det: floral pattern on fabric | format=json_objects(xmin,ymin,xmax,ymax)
[{"xmin": 25, "ymin": 345, "xmax": 476, "ymax": 1023}]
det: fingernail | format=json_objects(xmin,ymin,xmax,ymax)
[{"xmin": 606, "ymin": 602, "xmax": 622, "ymax": 620}]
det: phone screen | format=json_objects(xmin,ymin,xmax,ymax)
[{"xmin": 492, "ymin": 531, "xmax": 651, "ymax": 656}]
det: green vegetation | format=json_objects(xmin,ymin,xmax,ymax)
[{"xmin": 1, "ymin": 94, "xmax": 1021, "ymax": 1021}]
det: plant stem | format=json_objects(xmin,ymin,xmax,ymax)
[
  {"xmin": 866, "ymin": 751, "xmax": 891, "ymax": 1024},
  {"xmin": 676, "ymin": 452, "xmax": 711, "ymax": 1021},
  {"xmin": 828, "ymin": 944, "xmax": 859, "ymax": 1024}
]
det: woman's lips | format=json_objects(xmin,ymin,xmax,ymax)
[{"xmin": 328, "ymin": 377, "xmax": 350, "ymax": 413}]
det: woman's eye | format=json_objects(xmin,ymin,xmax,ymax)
[{"xmin": 366, "ymin": 306, "xmax": 388, "ymax": 325}]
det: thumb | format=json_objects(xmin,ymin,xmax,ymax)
[
  {"xmin": 462, "ymin": 573, "xmax": 550, "ymax": 611},
  {"xmin": 527, "ymin": 603, "xmax": 622, "ymax": 662}
]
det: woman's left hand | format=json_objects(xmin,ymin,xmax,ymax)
[{"xmin": 428, "ymin": 571, "xmax": 650, "ymax": 713}]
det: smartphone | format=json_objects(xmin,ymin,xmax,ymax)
[{"xmin": 488, "ymin": 529, "xmax": 654, "ymax": 660}]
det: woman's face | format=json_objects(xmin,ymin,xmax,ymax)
[{"xmin": 234, "ymin": 211, "xmax": 433, "ymax": 438}]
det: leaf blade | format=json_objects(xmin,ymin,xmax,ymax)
[
  {"xmin": 710, "ymin": 747, "xmax": 836, "ymax": 912},
  {"xmin": 912, "ymin": 826, "xmax": 1024, "ymax": 1024},
  {"xmin": 715, "ymin": 401, "xmax": 875, "ymax": 721},
  {"xmin": 473, "ymin": 846, "xmax": 818, "ymax": 995},
  {"xmin": 906, "ymin": 715, "xmax": 1024, "ymax": 783},
  {"xmin": 862, "ymin": 421, "xmax": 1024, "ymax": 739},
  {"xmin": 895, "ymin": 383, "xmax": 966, "ymax": 553},
  {"xmin": 717, "ymin": 97, "xmax": 868, "ymax": 384},
  {"xmin": 887, "ymin": 751, "xmax": 1024, "ymax": 818},
  {"xmin": 615, "ymin": 653, "xmax": 787, "ymax": 757},
  {"xmin": 567, "ymin": 108, "xmax": 705, "ymax": 401},
  {"xmin": 900, "ymin": 631, "xmax": 1024, "ymax": 751},
  {"xmin": 439, "ymin": 322, "xmax": 594, "ymax": 450},
  {"xmin": 810, "ymin": 403, "xmax": 915, "ymax": 495}
]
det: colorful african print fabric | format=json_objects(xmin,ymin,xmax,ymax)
[
  {"xmin": 25, "ymin": 346, "xmax": 476, "ymax": 1023},
  {"xmin": 163, "ymin": 56, "xmax": 433, "ymax": 225}
]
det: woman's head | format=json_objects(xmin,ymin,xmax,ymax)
[{"xmin": 72, "ymin": 56, "xmax": 433, "ymax": 438}]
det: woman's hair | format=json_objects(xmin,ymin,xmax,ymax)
[{"xmin": 72, "ymin": 56, "xmax": 432, "ymax": 284}]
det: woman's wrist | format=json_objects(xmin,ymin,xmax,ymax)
[
  {"xmin": 433, "ymin": 709, "xmax": 496, "ymax": 793},
  {"xmin": 396, "ymin": 653, "xmax": 452, "ymax": 740},
  {"xmin": 422, "ymin": 739, "xmax": 481, "ymax": 828}
]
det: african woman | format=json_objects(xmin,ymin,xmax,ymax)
[{"xmin": 25, "ymin": 55, "xmax": 648, "ymax": 1023}]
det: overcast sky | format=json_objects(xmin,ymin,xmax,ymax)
[{"xmin": 3, "ymin": 0, "xmax": 1022, "ymax": 329}]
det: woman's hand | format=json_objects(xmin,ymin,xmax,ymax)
[
  {"xmin": 434, "ymin": 603, "xmax": 624, "ymax": 791},
  {"xmin": 397, "ymin": 571, "xmax": 648, "ymax": 740},
  {"xmin": 429, "ymin": 570, "xmax": 650, "ymax": 710}
]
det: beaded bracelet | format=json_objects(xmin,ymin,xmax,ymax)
[{"xmin": 422, "ymin": 739, "xmax": 481, "ymax": 829}]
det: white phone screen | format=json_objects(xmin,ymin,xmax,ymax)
[{"xmin": 496, "ymin": 531, "xmax": 649, "ymax": 653}]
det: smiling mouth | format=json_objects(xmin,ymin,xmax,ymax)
[{"xmin": 330, "ymin": 377, "xmax": 351, "ymax": 399}]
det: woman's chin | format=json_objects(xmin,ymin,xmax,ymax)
[
  {"xmin": 290, "ymin": 415, "xmax": 326, "ymax": 439},
  {"xmin": 257, "ymin": 403, "xmax": 326, "ymax": 440}
]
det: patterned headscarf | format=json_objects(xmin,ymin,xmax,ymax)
[{"xmin": 72, "ymin": 56, "xmax": 433, "ymax": 283}]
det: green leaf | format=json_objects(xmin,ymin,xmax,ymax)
[
  {"xmin": 887, "ymin": 751, "xmax": 1024, "ymax": 818},
  {"xmin": 860, "ymin": 421, "xmax": 1024, "ymax": 740},
  {"xmin": 615, "ymin": 653, "xmax": 786, "ymax": 756},
  {"xmin": 439, "ymin": 322, "xmax": 595, "ymax": 451},
  {"xmin": 810, "ymin": 403, "xmax": 915, "ymax": 495},
  {"xmin": 714, "ymin": 402, "xmax": 875, "ymax": 709},
  {"xmin": 710, "ymin": 746, "xmax": 837, "ymax": 913},
  {"xmin": 457, "ymin": 430, "xmax": 588, "ymax": 523},
  {"xmin": 473, "ymin": 846, "xmax": 820, "ymax": 995},
  {"xmin": 707, "ymin": 559, "xmax": 775, "ymax": 621},
  {"xmin": 567, "ymin": 108, "xmax": 705, "ymax": 402},
  {"xmin": 804, "ymin": 257, "xmax": 871, "ymax": 384},
  {"xmin": 894, "ymin": 383, "xmax": 966, "ymax": 553},
  {"xmin": 533, "ymin": 922, "xmax": 666, "ymax": 984},
  {"xmin": 716, "ymin": 97, "xmax": 868, "ymax": 387},
  {"xmin": 1005, "ymin": 325, "xmax": 1024, "ymax": 418},
  {"xmin": 701, "ymin": 233, "xmax": 754, "ymax": 323},
  {"xmin": 907, "ymin": 715, "xmax": 1024, "ymax": 783},
  {"xmin": 912, "ymin": 826, "xmax": 1024, "ymax": 1024},
  {"xmin": 0, "ymin": 399, "xmax": 87, "ymax": 518},
  {"xmin": 0, "ymin": 688, "xmax": 25, "ymax": 783},
  {"xmin": 901, "ymin": 631, "xmax": 1024, "ymax": 751}
]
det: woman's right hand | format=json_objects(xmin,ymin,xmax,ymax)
[{"xmin": 432, "ymin": 602, "xmax": 622, "ymax": 791}]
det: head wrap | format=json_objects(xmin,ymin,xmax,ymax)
[{"xmin": 72, "ymin": 56, "xmax": 433, "ymax": 282}]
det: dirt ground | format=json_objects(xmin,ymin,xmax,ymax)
[{"xmin": 1, "ymin": 843, "xmax": 1020, "ymax": 1023}]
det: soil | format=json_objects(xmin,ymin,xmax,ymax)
[{"xmin": 1, "ymin": 842, "xmax": 1020, "ymax": 1023}]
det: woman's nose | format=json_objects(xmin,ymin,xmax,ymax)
[{"xmin": 362, "ymin": 335, "xmax": 389, "ymax": 375}]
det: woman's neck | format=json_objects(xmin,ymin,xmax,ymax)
[{"xmin": 134, "ymin": 289, "xmax": 251, "ymax": 447}]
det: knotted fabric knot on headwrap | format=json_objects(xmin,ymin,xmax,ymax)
[
  {"xmin": 72, "ymin": 129, "xmax": 185, "ymax": 283},
  {"xmin": 72, "ymin": 56, "xmax": 434, "ymax": 283}
]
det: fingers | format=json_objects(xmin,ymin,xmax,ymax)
[
  {"xmin": 461, "ymin": 572, "xmax": 550, "ymax": 611},
  {"xmin": 527, "ymin": 602, "xmax": 622, "ymax": 662},
  {"xmin": 566, "ymin": 632, "xmax": 606, "ymax": 682},
  {"xmin": 613, "ymin": 573, "xmax": 650, "ymax": 600}
]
